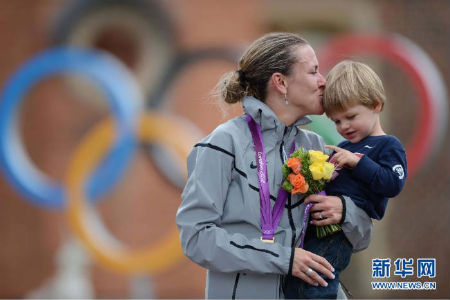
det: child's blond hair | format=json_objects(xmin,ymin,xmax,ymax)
[{"xmin": 323, "ymin": 60, "xmax": 386, "ymax": 115}]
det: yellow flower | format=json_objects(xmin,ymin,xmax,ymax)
[
  {"xmin": 309, "ymin": 161, "xmax": 335, "ymax": 180},
  {"xmin": 308, "ymin": 150, "xmax": 329, "ymax": 164}
]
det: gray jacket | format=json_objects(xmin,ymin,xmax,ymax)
[{"xmin": 177, "ymin": 97, "xmax": 373, "ymax": 299}]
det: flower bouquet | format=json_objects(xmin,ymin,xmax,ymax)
[{"xmin": 281, "ymin": 149, "xmax": 341, "ymax": 239}]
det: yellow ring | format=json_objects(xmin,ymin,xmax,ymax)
[{"xmin": 66, "ymin": 112, "xmax": 198, "ymax": 273}]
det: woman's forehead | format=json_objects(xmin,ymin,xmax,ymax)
[{"xmin": 295, "ymin": 45, "xmax": 318, "ymax": 66}]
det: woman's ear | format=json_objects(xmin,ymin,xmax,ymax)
[{"xmin": 270, "ymin": 72, "xmax": 288, "ymax": 94}]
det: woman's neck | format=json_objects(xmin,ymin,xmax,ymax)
[{"xmin": 264, "ymin": 95, "xmax": 305, "ymax": 127}]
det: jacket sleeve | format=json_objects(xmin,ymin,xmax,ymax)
[
  {"xmin": 341, "ymin": 195, "xmax": 373, "ymax": 252},
  {"xmin": 176, "ymin": 134, "xmax": 293, "ymax": 275},
  {"xmin": 352, "ymin": 140, "xmax": 407, "ymax": 198}
]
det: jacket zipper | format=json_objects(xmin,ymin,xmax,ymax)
[
  {"xmin": 232, "ymin": 273, "xmax": 240, "ymax": 299},
  {"xmin": 281, "ymin": 127, "xmax": 297, "ymax": 246},
  {"xmin": 279, "ymin": 126, "xmax": 288, "ymax": 162}
]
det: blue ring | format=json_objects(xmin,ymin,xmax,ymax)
[{"xmin": 0, "ymin": 47, "xmax": 141, "ymax": 209}]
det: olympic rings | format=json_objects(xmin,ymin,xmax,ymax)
[
  {"xmin": 149, "ymin": 47, "xmax": 242, "ymax": 109},
  {"xmin": 0, "ymin": 47, "xmax": 142, "ymax": 209},
  {"xmin": 319, "ymin": 33, "xmax": 448, "ymax": 177},
  {"xmin": 66, "ymin": 112, "xmax": 197, "ymax": 273},
  {"xmin": 2, "ymin": 29, "xmax": 446, "ymax": 275},
  {"xmin": 146, "ymin": 47, "xmax": 241, "ymax": 189},
  {"xmin": 52, "ymin": 0, "xmax": 174, "ymax": 108}
]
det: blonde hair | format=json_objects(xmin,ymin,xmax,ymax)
[
  {"xmin": 216, "ymin": 32, "xmax": 309, "ymax": 104},
  {"xmin": 323, "ymin": 60, "xmax": 386, "ymax": 114}
]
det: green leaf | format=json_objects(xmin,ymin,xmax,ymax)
[
  {"xmin": 315, "ymin": 224, "xmax": 342, "ymax": 238},
  {"xmin": 282, "ymin": 164, "xmax": 290, "ymax": 179},
  {"xmin": 282, "ymin": 180, "xmax": 293, "ymax": 192}
]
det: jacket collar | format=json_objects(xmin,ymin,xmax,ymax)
[{"xmin": 242, "ymin": 96, "xmax": 312, "ymax": 135}]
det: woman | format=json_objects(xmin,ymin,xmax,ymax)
[{"xmin": 176, "ymin": 32, "xmax": 372, "ymax": 299}]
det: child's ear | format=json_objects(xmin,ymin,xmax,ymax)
[
  {"xmin": 373, "ymin": 101, "xmax": 383, "ymax": 113},
  {"xmin": 270, "ymin": 72, "xmax": 288, "ymax": 94}
]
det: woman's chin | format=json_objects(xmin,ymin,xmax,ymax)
[{"xmin": 310, "ymin": 107, "xmax": 324, "ymax": 115}]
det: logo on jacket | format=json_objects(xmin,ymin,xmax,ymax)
[
  {"xmin": 257, "ymin": 152, "xmax": 265, "ymax": 181},
  {"xmin": 392, "ymin": 164, "xmax": 405, "ymax": 179},
  {"xmin": 250, "ymin": 161, "xmax": 257, "ymax": 169}
]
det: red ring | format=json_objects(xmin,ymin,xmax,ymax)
[{"xmin": 319, "ymin": 33, "xmax": 438, "ymax": 177}]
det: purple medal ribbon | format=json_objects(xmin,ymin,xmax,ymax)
[
  {"xmin": 246, "ymin": 114, "xmax": 294, "ymax": 242},
  {"xmin": 300, "ymin": 202, "xmax": 314, "ymax": 249},
  {"xmin": 298, "ymin": 190, "xmax": 324, "ymax": 248}
]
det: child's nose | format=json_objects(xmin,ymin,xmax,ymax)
[{"xmin": 340, "ymin": 121, "xmax": 350, "ymax": 130}]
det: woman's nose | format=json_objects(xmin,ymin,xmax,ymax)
[{"xmin": 318, "ymin": 72, "xmax": 326, "ymax": 87}]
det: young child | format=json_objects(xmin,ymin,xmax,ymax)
[{"xmin": 287, "ymin": 60, "xmax": 408, "ymax": 299}]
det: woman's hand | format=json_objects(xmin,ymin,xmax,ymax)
[
  {"xmin": 304, "ymin": 194, "xmax": 343, "ymax": 226},
  {"xmin": 292, "ymin": 248, "xmax": 335, "ymax": 286}
]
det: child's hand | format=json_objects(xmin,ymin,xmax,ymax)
[{"xmin": 325, "ymin": 145, "xmax": 361, "ymax": 169}]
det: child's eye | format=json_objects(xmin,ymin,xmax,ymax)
[
  {"xmin": 334, "ymin": 120, "xmax": 341, "ymax": 125},
  {"xmin": 347, "ymin": 115, "xmax": 356, "ymax": 120}
]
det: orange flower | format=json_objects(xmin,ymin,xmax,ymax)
[
  {"xmin": 286, "ymin": 157, "xmax": 302, "ymax": 174},
  {"xmin": 288, "ymin": 173, "xmax": 309, "ymax": 195}
]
